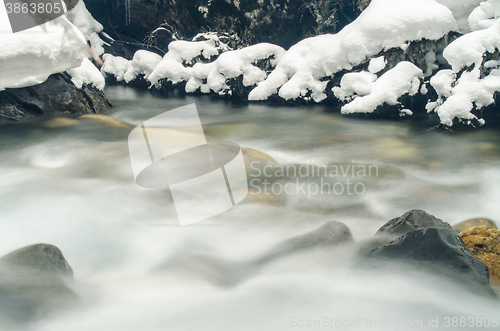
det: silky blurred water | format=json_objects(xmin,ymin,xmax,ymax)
[{"xmin": 1, "ymin": 86, "xmax": 500, "ymax": 330}]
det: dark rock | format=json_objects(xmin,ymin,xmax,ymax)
[
  {"xmin": 0, "ymin": 244, "xmax": 73, "ymax": 277},
  {"xmin": 85, "ymin": 0, "xmax": 367, "ymax": 50},
  {"xmin": 0, "ymin": 244, "xmax": 76, "ymax": 323},
  {"xmin": 368, "ymin": 210, "xmax": 494, "ymax": 296},
  {"xmin": 0, "ymin": 73, "xmax": 112, "ymax": 122},
  {"xmin": 375, "ymin": 209, "xmax": 456, "ymax": 237}
]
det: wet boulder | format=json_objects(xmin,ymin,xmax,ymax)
[
  {"xmin": 0, "ymin": 244, "xmax": 76, "ymax": 324},
  {"xmin": 375, "ymin": 209, "xmax": 458, "ymax": 237},
  {"xmin": 368, "ymin": 210, "xmax": 494, "ymax": 296},
  {"xmin": 0, "ymin": 73, "xmax": 111, "ymax": 122}
]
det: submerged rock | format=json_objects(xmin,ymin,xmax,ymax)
[
  {"xmin": 0, "ymin": 73, "xmax": 112, "ymax": 122},
  {"xmin": 159, "ymin": 220, "xmax": 353, "ymax": 287},
  {"xmin": 460, "ymin": 227, "xmax": 500, "ymax": 284},
  {"xmin": 242, "ymin": 147, "xmax": 277, "ymax": 167},
  {"xmin": 78, "ymin": 114, "xmax": 132, "ymax": 127},
  {"xmin": 0, "ymin": 244, "xmax": 76, "ymax": 324},
  {"xmin": 454, "ymin": 218, "xmax": 498, "ymax": 232},
  {"xmin": 368, "ymin": 210, "xmax": 494, "ymax": 296},
  {"xmin": 258, "ymin": 221, "xmax": 353, "ymax": 264}
]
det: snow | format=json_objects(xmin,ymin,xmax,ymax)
[
  {"xmin": 468, "ymin": 0, "xmax": 500, "ymax": 31},
  {"xmin": 436, "ymin": 0, "xmax": 484, "ymax": 32},
  {"xmin": 400, "ymin": 109, "xmax": 414, "ymax": 116},
  {"xmin": 444, "ymin": 18, "xmax": 500, "ymax": 71},
  {"xmin": 333, "ymin": 71, "xmax": 378, "ymax": 101},
  {"xmin": 101, "ymin": 54, "xmax": 132, "ymax": 82},
  {"xmin": 424, "ymin": 51, "xmax": 439, "ymax": 76},
  {"xmin": 339, "ymin": 61, "xmax": 423, "ymax": 115},
  {"xmin": 148, "ymin": 33, "xmax": 232, "ymax": 85},
  {"xmin": 368, "ymin": 56, "xmax": 386, "ymax": 74},
  {"xmin": 124, "ymin": 50, "xmax": 163, "ymax": 83},
  {"xmin": 67, "ymin": 58, "xmax": 105, "ymax": 90},
  {"xmin": 430, "ymin": 69, "xmax": 455, "ymax": 97},
  {"xmin": 185, "ymin": 43, "xmax": 286, "ymax": 94},
  {"xmin": 428, "ymin": 12, "xmax": 500, "ymax": 125},
  {"xmin": 0, "ymin": 1, "xmax": 89, "ymax": 91},
  {"xmin": 66, "ymin": 0, "xmax": 500, "ymax": 127},
  {"xmin": 431, "ymin": 64, "xmax": 500, "ymax": 126},
  {"xmin": 101, "ymin": 50, "xmax": 163, "ymax": 83},
  {"xmin": 148, "ymin": 39, "xmax": 285, "ymax": 94},
  {"xmin": 66, "ymin": 0, "xmax": 108, "ymax": 56},
  {"xmin": 248, "ymin": 0, "xmax": 457, "ymax": 102}
]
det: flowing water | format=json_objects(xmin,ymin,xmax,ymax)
[{"xmin": 1, "ymin": 86, "xmax": 500, "ymax": 330}]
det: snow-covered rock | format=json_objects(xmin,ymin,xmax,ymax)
[
  {"xmin": 149, "ymin": 33, "xmax": 232, "ymax": 85},
  {"xmin": 101, "ymin": 51, "xmax": 163, "ymax": 84},
  {"xmin": 124, "ymin": 51, "xmax": 163, "ymax": 83},
  {"xmin": 468, "ymin": 0, "xmax": 500, "ymax": 31},
  {"xmin": 337, "ymin": 62, "xmax": 423, "ymax": 115},
  {"xmin": 428, "ymin": 6, "xmax": 500, "ymax": 126},
  {"xmin": 182, "ymin": 43, "xmax": 286, "ymax": 95},
  {"xmin": 68, "ymin": 58, "xmax": 106, "ymax": 90},
  {"xmin": 66, "ymin": 0, "xmax": 108, "ymax": 56},
  {"xmin": 437, "ymin": 0, "xmax": 484, "ymax": 32},
  {"xmin": 101, "ymin": 54, "xmax": 132, "ymax": 82},
  {"xmin": 0, "ymin": 4, "xmax": 88, "ymax": 91},
  {"xmin": 95, "ymin": 0, "xmax": 500, "ymax": 127},
  {"xmin": 248, "ymin": 0, "xmax": 456, "ymax": 102}
]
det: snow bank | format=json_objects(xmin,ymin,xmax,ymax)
[
  {"xmin": 333, "ymin": 71, "xmax": 378, "ymax": 101},
  {"xmin": 101, "ymin": 51, "xmax": 163, "ymax": 83},
  {"xmin": 468, "ymin": 0, "xmax": 500, "ymax": 31},
  {"xmin": 338, "ymin": 62, "xmax": 423, "ymax": 115},
  {"xmin": 148, "ymin": 33, "xmax": 231, "ymax": 85},
  {"xmin": 437, "ymin": 0, "xmax": 483, "ymax": 32},
  {"xmin": 444, "ymin": 18, "xmax": 500, "ymax": 71},
  {"xmin": 183, "ymin": 43, "xmax": 286, "ymax": 94},
  {"xmin": 248, "ymin": 0, "xmax": 457, "ymax": 102},
  {"xmin": 429, "ymin": 13, "xmax": 500, "ymax": 126},
  {"xmin": 430, "ymin": 67, "xmax": 500, "ymax": 126},
  {"xmin": 101, "ymin": 54, "xmax": 132, "ymax": 82},
  {"xmin": 66, "ymin": 0, "xmax": 108, "ymax": 55},
  {"xmin": 67, "ymin": 58, "xmax": 105, "ymax": 90},
  {"xmin": 145, "ymin": 32, "xmax": 285, "ymax": 95},
  {"xmin": 0, "ymin": 2, "xmax": 88, "ymax": 91},
  {"xmin": 93, "ymin": 0, "xmax": 500, "ymax": 127},
  {"xmin": 124, "ymin": 51, "xmax": 163, "ymax": 83}
]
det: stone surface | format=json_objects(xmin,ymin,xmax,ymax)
[
  {"xmin": 78, "ymin": 114, "xmax": 132, "ymax": 127},
  {"xmin": 454, "ymin": 218, "xmax": 497, "ymax": 232},
  {"xmin": 0, "ymin": 244, "xmax": 76, "ymax": 323},
  {"xmin": 375, "ymin": 209, "xmax": 456, "ymax": 237},
  {"xmin": 259, "ymin": 221, "xmax": 353, "ymax": 264},
  {"xmin": 460, "ymin": 227, "xmax": 500, "ymax": 284},
  {"xmin": 369, "ymin": 210, "xmax": 494, "ymax": 296},
  {"xmin": 242, "ymin": 147, "xmax": 277, "ymax": 166},
  {"xmin": 0, "ymin": 73, "xmax": 112, "ymax": 122},
  {"xmin": 159, "ymin": 220, "xmax": 353, "ymax": 287}
]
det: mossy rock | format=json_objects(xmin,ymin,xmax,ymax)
[{"xmin": 460, "ymin": 227, "xmax": 500, "ymax": 284}]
